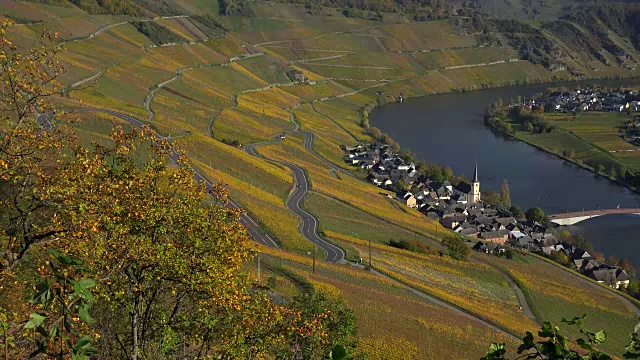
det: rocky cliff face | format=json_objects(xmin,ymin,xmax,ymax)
[{"xmin": 453, "ymin": 3, "xmax": 640, "ymax": 77}]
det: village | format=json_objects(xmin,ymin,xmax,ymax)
[
  {"xmin": 521, "ymin": 87, "xmax": 640, "ymax": 113},
  {"xmin": 342, "ymin": 142, "xmax": 631, "ymax": 289}
]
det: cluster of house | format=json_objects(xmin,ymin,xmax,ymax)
[
  {"xmin": 412, "ymin": 176, "xmax": 631, "ymax": 289},
  {"xmin": 519, "ymin": 88, "xmax": 640, "ymax": 113},
  {"xmin": 342, "ymin": 143, "xmax": 418, "ymax": 186},
  {"xmin": 342, "ymin": 143, "xmax": 631, "ymax": 289},
  {"xmin": 435, "ymin": 196, "xmax": 631, "ymax": 289},
  {"xmin": 468, "ymin": 216, "xmax": 630, "ymax": 289},
  {"xmin": 342, "ymin": 143, "xmax": 482, "ymax": 205},
  {"xmin": 343, "ymin": 142, "xmax": 482, "ymax": 203},
  {"xmin": 538, "ymin": 243, "xmax": 630, "ymax": 289}
]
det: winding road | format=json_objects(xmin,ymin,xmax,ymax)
[
  {"xmin": 244, "ymin": 129, "xmax": 345, "ymax": 262},
  {"xmin": 42, "ymin": 88, "xmax": 542, "ymax": 343},
  {"xmin": 238, "ymin": 113, "xmax": 540, "ymax": 334},
  {"xmin": 45, "ymin": 26, "xmax": 617, "ymax": 340},
  {"xmin": 59, "ymin": 101, "xmax": 639, "ymax": 345}
]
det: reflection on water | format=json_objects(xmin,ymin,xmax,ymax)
[
  {"xmin": 370, "ymin": 79, "xmax": 640, "ymax": 266},
  {"xmin": 568, "ymin": 214, "xmax": 640, "ymax": 261}
]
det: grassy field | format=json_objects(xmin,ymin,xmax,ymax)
[
  {"xmin": 173, "ymin": 133, "xmax": 293, "ymax": 199},
  {"xmin": 235, "ymin": 55, "xmax": 292, "ymax": 84},
  {"xmin": 439, "ymin": 61, "xmax": 552, "ymax": 90},
  {"xmin": 213, "ymin": 107, "xmax": 293, "ymax": 145},
  {"xmin": 279, "ymin": 81, "xmax": 356, "ymax": 103},
  {"xmin": 259, "ymin": 246, "xmax": 520, "ymax": 359},
  {"xmin": 142, "ymin": 43, "xmax": 227, "ymax": 71},
  {"xmin": 236, "ymin": 91, "xmax": 293, "ymax": 122},
  {"xmin": 150, "ymin": 88, "xmax": 219, "ymax": 135},
  {"xmin": 332, "ymin": 234, "xmax": 539, "ymax": 336},
  {"xmin": 156, "ymin": 17, "xmax": 208, "ymax": 42},
  {"xmin": 302, "ymin": 191, "xmax": 439, "ymax": 248},
  {"xmin": 66, "ymin": 111, "xmax": 134, "ymax": 147},
  {"xmin": 372, "ymin": 21, "xmax": 478, "ymax": 51},
  {"xmin": 507, "ymin": 111, "xmax": 640, "ymax": 173},
  {"xmin": 480, "ymin": 253, "xmax": 638, "ymax": 356}
]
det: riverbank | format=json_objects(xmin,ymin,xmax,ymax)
[
  {"xmin": 364, "ymin": 83, "xmax": 640, "ymax": 320},
  {"xmin": 359, "ymin": 72, "xmax": 640, "ymax": 136},
  {"xmin": 364, "ymin": 73, "xmax": 640, "ymax": 200},
  {"xmin": 485, "ymin": 110, "xmax": 640, "ymax": 197},
  {"xmin": 369, "ymin": 78, "xmax": 640, "ymax": 267}
]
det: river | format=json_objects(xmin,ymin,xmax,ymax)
[{"xmin": 370, "ymin": 79, "xmax": 640, "ymax": 266}]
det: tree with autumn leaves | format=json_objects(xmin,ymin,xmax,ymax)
[
  {"xmin": 0, "ymin": 19, "xmax": 82, "ymax": 358},
  {"xmin": 0, "ymin": 20, "xmax": 357, "ymax": 359},
  {"xmin": 0, "ymin": 20, "xmax": 68, "ymax": 273},
  {"xmin": 54, "ymin": 129, "xmax": 299, "ymax": 358}
]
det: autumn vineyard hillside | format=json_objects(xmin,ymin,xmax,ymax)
[{"xmin": 3, "ymin": 0, "xmax": 640, "ymax": 358}]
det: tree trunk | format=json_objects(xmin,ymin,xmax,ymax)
[
  {"xmin": 132, "ymin": 292, "xmax": 140, "ymax": 360},
  {"xmin": 4, "ymin": 324, "xmax": 8, "ymax": 360}
]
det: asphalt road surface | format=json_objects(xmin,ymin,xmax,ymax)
[{"xmin": 244, "ymin": 134, "xmax": 345, "ymax": 262}]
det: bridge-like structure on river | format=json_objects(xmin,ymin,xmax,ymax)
[{"xmin": 548, "ymin": 208, "xmax": 640, "ymax": 225}]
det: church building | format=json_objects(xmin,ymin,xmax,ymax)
[{"xmin": 453, "ymin": 163, "xmax": 481, "ymax": 203}]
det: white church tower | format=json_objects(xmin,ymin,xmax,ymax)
[{"xmin": 472, "ymin": 162, "xmax": 481, "ymax": 203}]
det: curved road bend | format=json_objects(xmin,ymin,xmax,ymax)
[
  {"xmin": 36, "ymin": 109, "xmax": 279, "ymax": 249},
  {"xmin": 301, "ymin": 131, "xmax": 357, "ymax": 180},
  {"xmin": 471, "ymin": 258, "xmax": 540, "ymax": 326},
  {"xmin": 251, "ymin": 113, "xmax": 545, "ymax": 323},
  {"xmin": 249, "ymin": 115, "xmax": 543, "ymax": 327},
  {"xmin": 287, "ymin": 112, "xmax": 356, "ymax": 180},
  {"xmin": 244, "ymin": 135, "xmax": 346, "ymax": 262}
]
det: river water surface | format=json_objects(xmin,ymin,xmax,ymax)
[{"xmin": 370, "ymin": 80, "xmax": 640, "ymax": 265}]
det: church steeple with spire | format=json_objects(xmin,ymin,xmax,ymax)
[{"xmin": 472, "ymin": 162, "xmax": 481, "ymax": 203}]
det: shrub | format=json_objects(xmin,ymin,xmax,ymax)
[
  {"xmin": 525, "ymin": 207, "xmax": 545, "ymax": 222},
  {"xmin": 220, "ymin": 0, "xmax": 244, "ymax": 15},
  {"xmin": 550, "ymin": 251, "xmax": 570, "ymax": 266},
  {"xmin": 289, "ymin": 291, "xmax": 358, "ymax": 359},
  {"xmin": 368, "ymin": 127, "xmax": 382, "ymax": 139},
  {"xmin": 389, "ymin": 239, "xmax": 430, "ymax": 254},
  {"xmin": 442, "ymin": 237, "xmax": 470, "ymax": 261},
  {"xmin": 483, "ymin": 315, "xmax": 633, "ymax": 359},
  {"xmin": 562, "ymin": 149, "xmax": 575, "ymax": 159},
  {"xmin": 509, "ymin": 205, "xmax": 524, "ymax": 219}
]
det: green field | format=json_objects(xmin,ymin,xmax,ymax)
[
  {"xmin": 259, "ymin": 247, "xmax": 520, "ymax": 359},
  {"xmin": 303, "ymin": 191, "xmax": 438, "ymax": 247},
  {"xmin": 481, "ymin": 253, "xmax": 639, "ymax": 355},
  {"xmin": 507, "ymin": 111, "xmax": 640, "ymax": 174}
]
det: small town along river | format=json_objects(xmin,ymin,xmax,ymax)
[{"xmin": 370, "ymin": 79, "xmax": 640, "ymax": 266}]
